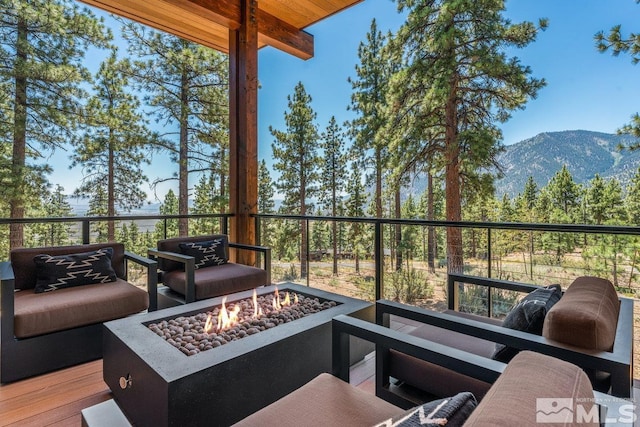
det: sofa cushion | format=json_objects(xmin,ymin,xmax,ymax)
[
  {"xmin": 542, "ymin": 276, "xmax": 619, "ymax": 351},
  {"xmin": 375, "ymin": 392, "xmax": 477, "ymax": 427},
  {"xmin": 33, "ymin": 247, "xmax": 118, "ymax": 293},
  {"xmin": 232, "ymin": 373, "xmax": 404, "ymax": 427},
  {"xmin": 464, "ymin": 351, "xmax": 597, "ymax": 427},
  {"xmin": 13, "ymin": 278, "xmax": 149, "ymax": 338},
  {"xmin": 179, "ymin": 238, "xmax": 227, "ymax": 269},
  {"xmin": 10, "ymin": 243, "xmax": 125, "ymax": 290},
  {"xmin": 157, "ymin": 234, "xmax": 229, "ymax": 272},
  {"xmin": 163, "ymin": 262, "xmax": 267, "ymax": 300},
  {"xmin": 492, "ymin": 284, "xmax": 562, "ymax": 362}
]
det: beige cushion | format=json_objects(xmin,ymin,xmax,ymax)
[
  {"xmin": 14, "ymin": 279, "xmax": 149, "ymax": 338},
  {"xmin": 163, "ymin": 262, "xmax": 267, "ymax": 300},
  {"xmin": 543, "ymin": 276, "xmax": 619, "ymax": 351},
  {"xmin": 232, "ymin": 373, "xmax": 403, "ymax": 427},
  {"xmin": 464, "ymin": 351, "xmax": 597, "ymax": 427}
]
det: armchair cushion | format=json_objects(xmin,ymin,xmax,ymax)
[
  {"xmin": 492, "ymin": 284, "xmax": 562, "ymax": 362},
  {"xmin": 13, "ymin": 278, "xmax": 149, "ymax": 338},
  {"xmin": 33, "ymin": 247, "xmax": 117, "ymax": 293},
  {"xmin": 178, "ymin": 239, "xmax": 227, "ymax": 269},
  {"xmin": 162, "ymin": 262, "xmax": 266, "ymax": 300}
]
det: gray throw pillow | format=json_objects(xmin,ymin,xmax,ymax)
[{"xmin": 492, "ymin": 284, "xmax": 562, "ymax": 362}]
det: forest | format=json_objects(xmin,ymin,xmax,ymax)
[{"xmin": 2, "ymin": 0, "xmax": 640, "ymax": 304}]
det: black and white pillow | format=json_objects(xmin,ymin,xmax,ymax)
[
  {"xmin": 178, "ymin": 239, "xmax": 227, "ymax": 269},
  {"xmin": 33, "ymin": 247, "xmax": 118, "ymax": 293},
  {"xmin": 375, "ymin": 392, "xmax": 477, "ymax": 427},
  {"xmin": 492, "ymin": 284, "xmax": 562, "ymax": 362}
]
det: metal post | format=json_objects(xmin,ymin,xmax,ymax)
[
  {"xmin": 306, "ymin": 219, "xmax": 310, "ymax": 287},
  {"xmin": 375, "ymin": 221, "xmax": 383, "ymax": 301},
  {"xmin": 487, "ymin": 228, "xmax": 492, "ymax": 278},
  {"xmin": 82, "ymin": 220, "xmax": 90, "ymax": 244}
]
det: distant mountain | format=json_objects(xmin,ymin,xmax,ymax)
[{"xmin": 495, "ymin": 130, "xmax": 640, "ymax": 198}]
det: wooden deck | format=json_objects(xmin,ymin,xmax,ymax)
[
  {"xmin": 0, "ymin": 355, "xmax": 378, "ymax": 426},
  {"xmin": 0, "ymin": 360, "xmax": 111, "ymax": 427}
]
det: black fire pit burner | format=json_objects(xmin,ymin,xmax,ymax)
[
  {"xmin": 102, "ymin": 283, "xmax": 373, "ymax": 427},
  {"xmin": 147, "ymin": 290, "xmax": 338, "ymax": 356}
]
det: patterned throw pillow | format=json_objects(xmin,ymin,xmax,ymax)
[
  {"xmin": 178, "ymin": 239, "xmax": 228, "ymax": 269},
  {"xmin": 374, "ymin": 392, "xmax": 477, "ymax": 427},
  {"xmin": 33, "ymin": 247, "xmax": 118, "ymax": 293},
  {"xmin": 492, "ymin": 284, "xmax": 562, "ymax": 362}
]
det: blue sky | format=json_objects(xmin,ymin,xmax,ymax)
[{"xmin": 52, "ymin": 0, "xmax": 640, "ymax": 202}]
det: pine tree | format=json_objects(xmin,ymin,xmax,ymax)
[
  {"xmin": 86, "ymin": 185, "xmax": 110, "ymax": 243},
  {"xmin": 388, "ymin": 0, "xmax": 546, "ymax": 273},
  {"xmin": 345, "ymin": 162, "xmax": 367, "ymax": 273},
  {"xmin": 625, "ymin": 166, "xmax": 640, "ymax": 225},
  {"xmin": 270, "ymin": 82, "xmax": 319, "ymax": 278},
  {"xmin": 596, "ymin": 16, "xmax": 640, "ymax": 142},
  {"xmin": 122, "ymin": 22, "xmax": 228, "ymax": 236},
  {"xmin": 155, "ymin": 189, "xmax": 179, "ymax": 240},
  {"xmin": 258, "ymin": 160, "xmax": 276, "ymax": 247},
  {"xmin": 191, "ymin": 173, "xmax": 219, "ymax": 235},
  {"xmin": 319, "ymin": 116, "xmax": 347, "ymax": 275},
  {"xmin": 348, "ymin": 19, "xmax": 393, "ymax": 219},
  {"xmin": 72, "ymin": 52, "xmax": 157, "ymax": 242},
  {"xmin": 547, "ymin": 165, "xmax": 582, "ymax": 219},
  {"xmin": 0, "ymin": 0, "xmax": 111, "ymax": 248}
]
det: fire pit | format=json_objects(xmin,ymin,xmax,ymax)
[{"xmin": 102, "ymin": 284, "xmax": 372, "ymax": 427}]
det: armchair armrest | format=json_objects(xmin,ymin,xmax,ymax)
[
  {"xmin": 331, "ymin": 314, "xmax": 505, "ymax": 408},
  {"xmin": 147, "ymin": 249, "xmax": 196, "ymax": 303},
  {"xmin": 1, "ymin": 262, "xmax": 15, "ymax": 340},
  {"xmin": 376, "ymin": 299, "xmax": 633, "ymax": 398},
  {"xmin": 124, "ymin": 251, "xmax": 158, "ymax": 312},
  {"xmin": 229, "ymin": 242, "xmax": 271, "ymax": 285},
  {"xmin": 447, "ymin": 273, "xmax": 540, "ymax": 312}
]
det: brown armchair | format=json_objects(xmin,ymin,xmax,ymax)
[
  {"xmin": 0, "ymin": 242, "xmax": 156, "ymax": 383},
  {"xmin": 148, "ymin": 234, "xmax": 271, "ymax": 308}
]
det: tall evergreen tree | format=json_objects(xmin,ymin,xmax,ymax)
[
  {"xmin": 154, "ymin": 189, "xmax": 179, "ymax": 239},
  {"xmin": 319, "ymin": 116, "xmax": 347, "ymax": 275},
  {"xmin": 625, "ymin": 166, "xmax": 640, "ymax": 224},
  {"xmin": 258, "ymin": 160, "xmax": 276, "ymax": 247},
  {"xmin": 348, "ymin": 19, "xmax": 393, "ymax": 219},
  {"xmin": 0, "ymin": 0, "xmax": 111, "ymax": 248},
  {"xmin": 72, "ymin": 52, "xmax": 157, "ymax": 242},
  {"xmin": 345, "ymin": 162, "xmax": 367, "ymax": 273},
  {"xmin": 270, "ymin": 82, "xmax": 319, "ymax": 278},
  {"xmin": 388, "ymin": 0, "xmax": 546, "ymax": 272},
  {"xmin": 191, "ymin": 172, "xmax": 219, "ymax": 235},
  {"xmin": 596, "ymin": 14, "xmax": 640, "ymax": 143},
  {"xmin": 121, "ymin": 22, "xmax": 228, "ymax": 236}
]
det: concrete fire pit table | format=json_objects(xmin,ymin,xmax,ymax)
[{"xmin": 101, "ymin": 283, "xmax": 373, "ymax": 427}]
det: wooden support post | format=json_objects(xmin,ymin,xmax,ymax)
[{"xmin": 229, "ymin": 0, "xmax": 258, "ymax": 265}]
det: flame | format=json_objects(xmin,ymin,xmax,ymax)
[
  {"xmin": 252, "ymin": 289, "xmax": 263, "ymax": 318},
  {"xmin": 204, "ymin": 296, "xmax": 240, "ymax": 334},
  {"xmin": 204, "ymin": 288, "xmax": 300, "ymax": 335}
]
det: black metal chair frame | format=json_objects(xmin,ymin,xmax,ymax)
[
  {"xmin": 376, "ymin": 273, "xmax": 634, "ymax": 398},
  {"xmin": 0, "ymin": 251, "xmax": 157, "ymax": 383}
]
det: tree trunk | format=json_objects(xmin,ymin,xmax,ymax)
[
  {"xmin": 332, "ymin": 178, "xmax": 338, "ymax": 276},
  {"xmin": 178, "ymin": 68, "xmax": 189, "ymax": 236},
  {"xmin": 107, "ymin": 127, "xmax": 116, "ymax": 242},
  {"xmin": 10, "ymin": 16, "xmax": 28, "ymax": 250},
  {"xmin": 445, "ymin": 73, "xmax": 463, "ymax": 274},
  {"xmin": 300, "ymin": 164, "xmax": 307, "ymax": 279}
]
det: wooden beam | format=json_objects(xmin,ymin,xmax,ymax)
[
  {"xmin": 229, "ymin": 0, "xmax": 258, "ymax": 263},
  {"xmin": 79, "ymin": 0, "xmax": 314, "ymax": 59}
]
